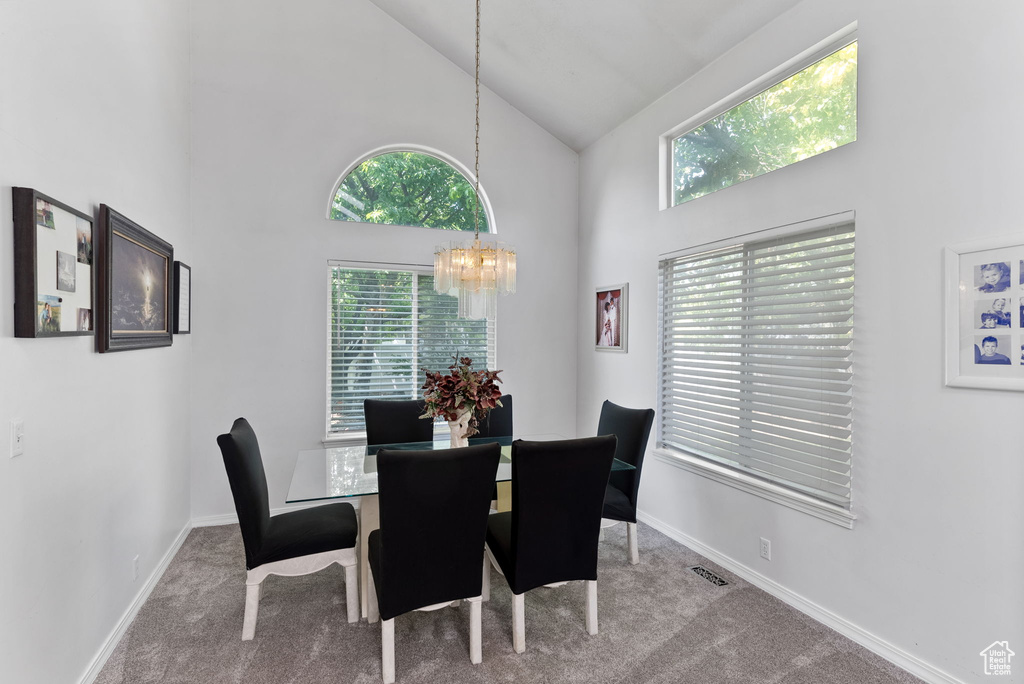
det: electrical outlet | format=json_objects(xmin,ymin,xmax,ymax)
[
  {"xmin": 10, "ymin": 419, "xmax": 25, "ymax": 458},
  {"xmin": 759, "ymin": 537, "xmax": 771, "ymax": 561},
  {"xmin": 132, "ymin": 555, "xmax": 140, "ymax": 582}
]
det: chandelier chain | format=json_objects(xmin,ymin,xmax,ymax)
[{"xmin": 473, "ymin": 0, "xmax": 481, "ymax": 240}]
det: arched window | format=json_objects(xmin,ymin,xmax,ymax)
[{"xmin": 329, "ymin": 147, "xmax": 492, "ymax": 233}]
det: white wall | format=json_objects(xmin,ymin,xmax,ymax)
[
  {"xmin": 577, "ymin": 1, "xmax": 1024, "ymax": 682},
  {"xmin": 188, "ymin": 0, "xmax": 579, "ymax": 519},
  {"xmin": 0, "ymin": 1, "xmax": 192, "ymax": 683}
]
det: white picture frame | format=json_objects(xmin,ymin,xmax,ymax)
[
  {"xmin": 595, "ymin": 283, "xmax": 628, "ymax": 353},
  {"xmin": 944, "ymin": 235, "xmax": 1024, "ymax": 390}
]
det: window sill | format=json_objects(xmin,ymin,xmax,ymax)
[
  {"xmin": 322, "ymin": 424, "xmax": 449, "ymax": 447},
  {"xmin": 651, "ymin": 447, "xmax": 857, "ymax": 529},
  {"xmin": 322, "ymin": 432, "xmax": 366, "ymax": 447}
]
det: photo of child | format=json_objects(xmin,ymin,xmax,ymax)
[
  {"xmin": 35, "ymin": 199, "xmax": 55, "ymax": 229},
  {"xmin": 975, "ymin": 298, "xmax": 1012, "ymax": 329},
  {"xmin": 975, "ymin": 335, "xmax": 1011, "ymax": 365},
  {"xmin": 975, "ymin": 262, "xmax": 1011, "ymax": 293},
  {"xmin": 77, "ymin": 218, "xmax": 93, "ymax": 265},
  {"xmin": 37, "ymin": 295, "xmax": 61, "ymax": 334}
]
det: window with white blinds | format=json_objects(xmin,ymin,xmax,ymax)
[
  {"xmin": 327, "ymin": 265, "xmax": 496, "ymax": 436},
  {"xmin": 658, "ymin": 225, "xmax": 854, "ymax": 507}
]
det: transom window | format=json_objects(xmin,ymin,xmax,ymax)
[
  {"xmin": 330, "ymin": 149, "xmax": 491, "ymax": 232},
  {"xmin": 658, "ymin": 222, "xmax": 855, "ymax": 512},
  {"xmin": 669, "ymin": 39, "xmax": 857, "ymax": 206},
  {"xmin": 327, "ymin": 264, "xmax": 496, "ymax": 436}
]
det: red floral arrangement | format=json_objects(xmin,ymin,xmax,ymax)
[{"xmin": 421, "ymin": 356, "xmax": 503, "ymax": 436}]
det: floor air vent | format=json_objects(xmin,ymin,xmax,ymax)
[{"xmin": 689, "ymin": 565, "xmax": 728, "ymax": 586}]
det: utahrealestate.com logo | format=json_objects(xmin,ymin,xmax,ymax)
[{"xmin": 979, "ymin": 641, "xmax": 1014, "ymax": 676}]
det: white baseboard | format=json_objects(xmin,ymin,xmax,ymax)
[
  {"xmin": 636, "ymin": 511, "xmax": 965, "ymax": 684},
  {"xmin": 79, "ymin": 520, "xmax": 193, "ymax": 684},
  {"xmin": 190, "ymin": 512, "xmax": 239, "ymax": 527}
]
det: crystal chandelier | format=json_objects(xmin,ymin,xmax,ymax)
[{"xmin": 433, "ymin": 0, "xmax": 516, "ymax": 320}]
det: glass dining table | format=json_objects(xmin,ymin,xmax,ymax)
[{"xmin": 286, "ymin": 434, "xmax": 634, "ymax": 620}]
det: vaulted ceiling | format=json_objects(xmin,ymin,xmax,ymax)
[{"xmin": 367, "ymin": 0, "xmax": 803, "ymax": 151}]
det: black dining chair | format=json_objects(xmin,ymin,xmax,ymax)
[
  {"xmin": 474, "ymin": 394, "xmax": 512, "ymax": 508},
  {"xmin": 217, "ymin": 417, "xmax": 359, "ymax": 640},
  {"xmin": 474, "ymin": 394, "xmax": 512, "ymax": 438},
  {"xmin": 363, "ymin": 398, "xmax": 434, "ymax": 445},
  {"xmin": 597, "ymin": 400, "xmax": 655, "ymax": 564},
  {"xmin": 483, "ymin": 435, "xmax": 616, "ymax": 653},
  {"xmin": 367, "ymin": 442, "xmax": 501, "ymax": 683}
]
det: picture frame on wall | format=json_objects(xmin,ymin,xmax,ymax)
[
  {"xmin": 595, "ymin": 283, "xmax": 628, "ymax": 352},
  {"xmin": 96, "ymin": 205, "xmax": 174, "ymax": 352},
  {"xmin": 12, "ymin": 188, "xmax": 94, "ymax": 338},
  {"xmin": 944, "ymin": 235, "xmax": 1024, "ymax": 390},
  {"xmin": 173, "ymin": 261, "xmax": 191, "ymax": 334}
]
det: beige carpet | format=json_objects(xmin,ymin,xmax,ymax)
[{"xmin": 95, "ymin": 522, "xmax": 923, "ymax": 683}]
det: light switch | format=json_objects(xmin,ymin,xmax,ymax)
[{"xmin": 11, "ymin": 419, "xmax": 25, "ymax": 457}]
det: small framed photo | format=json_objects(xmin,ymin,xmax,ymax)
[
  {"xmin": 12, "ymin": 188, "xmax": 94, "ymax": 338},
  {"xmin": 96, "ymin": 205, "xmax": 173, "ymax": 352},
  {"xmin": 595, "ymin": 283, "xmax": 628, "ymax": 352},
  {"xmin": 56, "ymin": 251, "xmax": 76, "ymax": 292},
  {"xmin": 945, "ymin": 236, "xmax": 1024, "ymax": 390},
  {"xmin": 173, "ymin": 261, "xmax": 191, "ymax": 334}
]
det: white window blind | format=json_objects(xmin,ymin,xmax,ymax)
[
  {"xmin": 328, "ymin": 265, "xmax": 496, "ymax": 435},
  {"xmin": 658, "ymin": 225, "xmax": 854, "ymax": 507}
]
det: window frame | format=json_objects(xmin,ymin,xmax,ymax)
[
  {"xmin": 326, "ymin": 143, "xmax": 498, "ymax": 233},
  {"xmin": 654, "ymin": 211, "xmax": 857, "ymax": 528},
  {"xmin": 323, "ymin": 259, "xmax": 498, "ymax": 445},
  {"xmin": 659, "ymin": 23, "xmax": 858, "ymax": 211}
]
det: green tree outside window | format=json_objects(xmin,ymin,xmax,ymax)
[
  {"xmin": 673, "ymin": 42, "xmax": 857, "ymax": 205},
  {"xmin": 331, "ymin": 151, "xmax": 490, "ymax": 232}
]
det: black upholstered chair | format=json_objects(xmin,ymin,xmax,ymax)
[
  {"xmin": 217, "ymin": 418, "xmax": 359, "ymax": 640},
  {"xmin": 474, "ymin": 394, "xmax": 512, "ymax": 507},
  {"xmin": 367, "ymin": 442, "xmax": 501, "ymax": 683},
  {"xmin": 484, "ymin": 435, "xmax": 616, "ymax": 653},
  {"xmin": 597, "ymin": 400, "xmax": 655, "ymax": 564},
  {"xmin": 474, "ymin": 394, "xmax": 512, "ymax": 438},
  {"xmin": 363, "ymin": 398, "xmax": 434, "ymax": 446}
]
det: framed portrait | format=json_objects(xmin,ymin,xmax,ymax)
[
  {"xmin": 944, "ymin": 236, "xmax": 1024, "ymax": 390},
  {"xmin": 173, "ymin": 261, "xmax": 191, "ymax": 334},
  {"xmin": 595, "ymin": 283, "xmax": 628, "ymax": 352},
  {"xmin": 12, "ymin": 188, "xmax": 94, "ymax": 338},
  {"xmin": 96, "ymin": 205, "xmax": 173, "ymax": 352}
]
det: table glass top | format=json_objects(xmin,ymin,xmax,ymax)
[{"xmin": 286, "ymin": 435, "xmax": 633, "ymax": 504}]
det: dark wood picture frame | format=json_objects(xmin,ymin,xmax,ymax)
[
  {"xmin": 12, "ymin": 187, "xmax": 95, "ymax": 338},
  {"xmin": 173, "ymin": 261, "xmax": 191, "ymax": 334},
  {"xmin": 96, "ymin": 205, "xmax": 173, "ymax": 352}
]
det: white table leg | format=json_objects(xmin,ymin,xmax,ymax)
[
  {"xmin": 359, "ymin": 494, "xmax": 380, "ymax": 620},
  {"xmin": 585, "ymin": 580, "xmax": 598, "ymax": 635},
  {"xmin": 242, "ymin": 582, "xmax": 261, "ymax": 641},
  {"xmin": 468, "ymin": 596, "xmax": 483, "ymax": 664},
  {"xmin": 512, "ymin": 593, "xmax": 526, "ymax": 653},
  {"xmin": 382, "ymin": 617, "xmax": 395, "ymax": 684}
]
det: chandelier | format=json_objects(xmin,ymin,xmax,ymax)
[{"xmin": 433, "ymin": 0, "xmax": 516, "ymax": 320}]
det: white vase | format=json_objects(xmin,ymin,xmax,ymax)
[{"xmin": 448, "ymin": 407, "xmax": 473, "ymax": 448}]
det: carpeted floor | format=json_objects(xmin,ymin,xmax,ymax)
[{"xmin": 95, "ymin": 523, "xmax": 922, "ymax": 684}]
